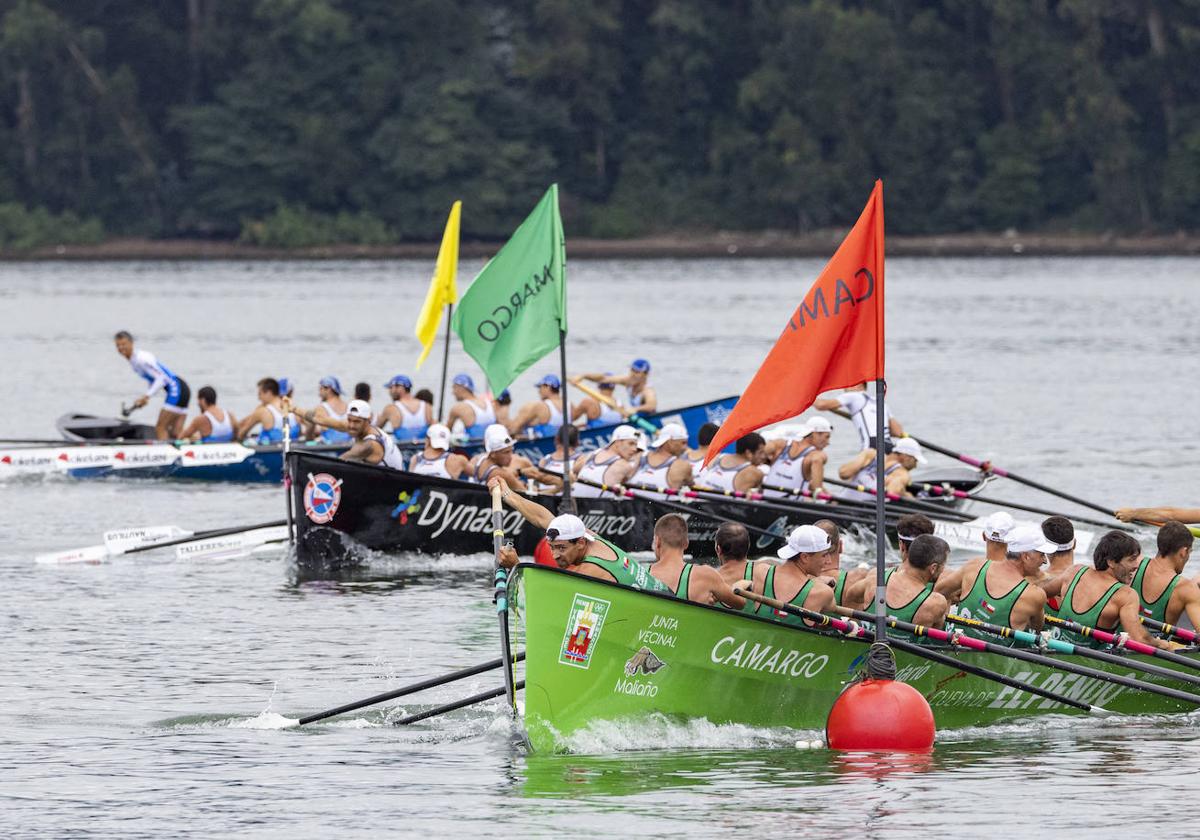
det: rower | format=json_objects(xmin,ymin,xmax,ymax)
[
  {"xmin": 339, "ymin": 400, "xmax": 408, "ymax": 470},
  {"xmin": 408, "ymin": 423, "xmax": 469, "ymax": 480},
  {"xmin": 494, "ymin": 389, "xmax": 513, "ymax": 426},
  {"xmin": 713, "ymin": 522, "xmax": 758, "ymax": 585},
  {"xmin": 572, "ymin": 376, "xmax": 624, "ymax": 427},
  {"xmin": 935, "ymin": 510, "xmax": 1012, "ymax": 603},
  {"xmin": 180, "ymin": 386, "xmax": 236, "ymax": 443},
  {"xmin": 1041, "ymin": 530, "xmax": 1174, "ymax": 650},
  {"xmin": 813, "ymin": 382, "xmax": 904, "ymax": 452},
  {"xmin": 580, "ymin": 358, "xmax": 657, "ymax": 417},
  {"xmin": 842, "ymin": 514, "xmax": 935, "ymax": 610},
  {"xmin": 535, "ymin": 425, "xmax": 579, "ymax": 494},
  {"xmin": 235, "ymin": 378, "xmax": 301, "ymax": 445},
  {"xmin": 882, "ymin": 535, "xmax": 951, "ymax": 629},
  {"xmin": 683, "ymin": 422, "xmax": 718, "ymax": 478},
  {"xmin": 306, "ymin": 376, "xmax": 352, "ymax": 443},
  {"xmin": 572, "ymin": 425, "xmax": 640, "ymax": 497},
  {"xmin": 470, "ymin": 424, "xmax": 538, "ymax": 491},
  {"xmin": 1115, "ymin": 505, "xmax": 1200, "ymax": 524},
  {"xmin": 491, "ymin": 477, "xmax": 671, "ymax": 592},
  {"xmin": 507, "ymin": 374, "xmax": 565, "ymax": 439},
  {"xmin": 445, "ymin": 374, "xmax": 497, "ymax": 439},
  {"xmin": 354, "ymin": 382, "xmax": 372, "ymax": 409},
  {"xmin": 817, "ymin": 518, "xmax": 870, "ymax": 607},
  {"xmin": 953, "ymin": 524, "xmax": 1050, "ymax": 637},
  {"xmin": 113, "ymin": 330, "xmax": 191, "ymax": 440},
  {"xmin": 1130, "ymin": 520, "xmax": 1200, "ymax": 630},
  {"xmin": 278, "ymin": 377, "xmax": 295, "ymax": 400},
  {"xmin": 696, "ymin": 433, "xmax": 767, "ymax": 494},
  {"xmin": 1035, "ymin": 516, "xmax": 1077, "ymax": 612},
  {"xmin": 763, "ymin": 417, "xmax": 832, "ymax": 498},
  {"xmin": 738, "ymin": 524, "xmax": 837, "ymax": 625},
  {"xmin": 379, "ymin": 374, "xmax": 432, "ymax": 443},
  {"xmin": 647, "ymin": 514, "xmax": 744, "ymax": 608},
  {"xmin": 836, "ymin": 437, "xmax": 926, "ymax": 498},
  {"xmin": 628, "ymin": 423, "xmax": 693, "ymax": 491}
]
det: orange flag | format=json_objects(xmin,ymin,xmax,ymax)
[{"xmin": 704, "ymin": 180, "xmax": 885, "ymax": 465}]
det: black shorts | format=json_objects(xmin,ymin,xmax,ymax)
[{"xmin": 163, "ymin": 378, "xmax": 191, "ymax": 415}]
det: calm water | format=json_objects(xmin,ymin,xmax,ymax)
[{"xmin": 2, "ymin": 257, "xmax": 1200, "ymax": 837}]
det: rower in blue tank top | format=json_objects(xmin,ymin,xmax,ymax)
[
  {"xmin": 508, "ymin": 374, "xmax": 565, "ymax": 439},
  {"xmin": 445, "ymin": 373, "xmax": 496, "ymax": 439},
  {"xmin": 379, "ymin": 374, "xmax": 432, "ymax": 443}
]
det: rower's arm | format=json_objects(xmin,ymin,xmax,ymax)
[
  {"xmin": 838, "ymin": 449, "xmax": 875, "ymax": 481},
  {"xmin": 1178, "ymin": 580, "xmax": 1200, "ymax": 635},
  {"xmin": 934, "ymin": 566, "xmax": 965, "ymax": 604},
  {"xmin": 234, "ymin": 407, "xmax": 262, "ymax": 439},
  {"xmin": 446, "ymin": 454, "xmax": 470, "ymax": 480},
  {"xmin": 884, "ymin": 468, "xmax": 912, "ymax": 498},
  {"xmin": 701, "ymin": 566, "xmax": 745, "ymax": 610},
  {"xmin": 339, "ymin": 439, "xmax": 379, "ymax": 463},
  {"xmin": 1115, "ymin": 589, "xmax": 1172, "ymax": 649},
  {"xmin": 304, "ymin": 406, "xmax": 350, "ymax": 433},
  {"xmin": 1017, "ymin": 585, "xmax": 1047, "ymax": 632},
  {"xmin": 913, "ymin": 591, "xmax": 950, "ymax": 630},
  {"xmin": 631, "ymin": 386, "xmax": 657, "ymax": 414},
  {"xmin": 1114, "ymin": 506, "xmax": 1200, "ymax": 524},
  {"xmin": 490, "ymin": 476, "xmax": 555, "ymax": 529},
  {"xmin": 813, "ymin": 397, "xmax": 841, "ymax": 412},
  {"xmin": 667, "ymin": 458, "xmax": 693, "ymax": 490},
  {"xmin": 581, "ymin": 372, "xmax": 629, "ymax": 385},
  {"xmin": 735, "ymin": 465, "xmax": 763, "ymax": 493},
  {"xmin": 376, "ymin": 404, "xmax": 399, "ymax": 431},
  {"xmin": 889, "ymin": 417, "xmax": 905, "ymax": 437},
  {"xmin": 505, "ymin": 404, "xmax": 537, "ymax": 436},
  {"xmin": 179, "ymin": 415, "xmax": 206, "ymax": 441}
]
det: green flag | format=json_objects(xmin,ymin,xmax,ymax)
[{"xmin": 452, "ymin": 184, "xmax": 566, "ymax": 392}]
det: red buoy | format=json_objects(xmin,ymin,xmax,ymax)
[{"xmin": 825, "ymin": 679, "xmax": 935, "ymax": 751}]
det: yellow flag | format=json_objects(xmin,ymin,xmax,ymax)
[{"xmin": 414, "ymin": 200, "xmax": 462, "ymax": 368}]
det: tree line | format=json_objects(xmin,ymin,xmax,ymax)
[{"xmin": 1, "ymin": 0, "xmax": 1198, "ymax": 249}]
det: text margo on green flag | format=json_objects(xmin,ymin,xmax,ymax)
[{"xmin": 451, "ymin": 184, "xmax": 566, "ymax": 393}]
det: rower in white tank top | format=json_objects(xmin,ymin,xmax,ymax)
[
  {"xmin": 537, "ymin": 452, "xmax": 569, "ymax": 494},
  {"xmin": 629, "ymin": 453, "xmax": 677, "ymax": 492},
  {"xmin": 696, "ymin": 455, "xmax": 753, "ymax": 493},
  {"xmin": 410, "ymin": 451, "xmax": 453, "ymax": 480},
  {"xmin": 574, "ymin": 451, "xmax": 627, "ymax": 498},
  {"xmin": 395, "ymin": 401, "xmax": 428, "ymax": 438},
  {"xmin": 764, "ymin": 443, "xmax": 815, "ymax": 498},
  {"xmin": 363, "ymin": 427, "xmax": 406, "ymax": 470},
  {"xmin": 202, "ymin": 408, "xmax": 234, "ymax": 443}
]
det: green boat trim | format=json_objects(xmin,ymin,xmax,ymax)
[{"xmin": 513, "ymin": 563, "xmax": 1200, "ymax": 752}]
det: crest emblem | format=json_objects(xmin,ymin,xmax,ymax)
[
  {"xmin": 559, "ymin": 594, "xmax": 610, "ymax": 669},
  {"xmin": 304, "ymin": 472, "xmax": 343, "ymax": 523}
]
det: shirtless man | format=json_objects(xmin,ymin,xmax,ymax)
[
  {"xmin": 573, "ymin": 425, "xmax": 640, "ymax": 497},
  {"xmin": 738, "ymin": 524, "xmax": 837, "ymax": 626},
  {"xmin": 1040, "ymin": 530, "xmax": 1174, "ymax": 650},
  {"xmin": 572, "ymin": 376, "xmax": 624, "ymax": 428},
  {"xmin": 507, "ymin": 374, "xmax": 565, "ymax": 439},
  {"xmin": 179, "ymin": 386, "xmax": 236, "ymax": 443},
  {"xmin": 953, "ymin": 524, "xmax": 1050, "ymax": 637},
  {"xmin": 814, "ymin": 382, "xmax": 904, "ymax": 452},
  {"xmin": 379, "ymin": 374, "xmax": 432, "ymax": 443},
  {"xmin": 647, "ymin": 514, "xmax": 744, "ymax": 607},
  {"xmin": 628, "ymin": 423, "xmax": 693, "ymax": 491},
  {"xmin": 580, "ymin": 358, "xmax": 657, "ymax": 416},
  {"xmin": 113, "ymin": 331, "xmax": 191, "ymax": 440},
  {"xmin": 696, "ymin": 432, "xmax": 767, "ymax": 494},
  {"xmin": 236, "ymin": 378, "xmax": 301, "ymax": 445},
  {"xmin": 445, "ymin": 374, "xmax": 497, "ymax": 439},
  {"xmin": 837, "ymin": 437, "xmax": 926, "ymax": 499},
  {"xmin": 1128, "ymin": 521, "xmax": 1200, "ymax": 630},
  {"xmin": 763, "ymin": 417, "xmax": 832, "ymax": 498},
  {"xmin": 408, "ymin": 423, "xmax": 469, "ymax": 480},
  {"xmin": 469, "ymin": 424, "xmax": 539, "ymax": 491},
  {"xmin": 338, "ymin": 400, "xmax": 406, "ymax": 469}
]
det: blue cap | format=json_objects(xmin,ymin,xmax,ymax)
[
  {"xmin": 598, "ymin": 372, "xmax": 615, "ymax": 390},
  {"xmin": 536, "ymin": 374, "xmax": 561, "ymax": 389},
  {"xmin": 277, "ymin": 377, "xmax": 293, "ymax": 396},
  {"xmin": 497, "ymin": 389, "xmax": 511, "ymax": 402},
  {"xmin": 385, "ymin": 374, "xmax": 413, "ymax": 390},
  {"xmin": 318, "ymin": 376, "xmax": 343, "ymax": 395},
  {"xmin": 630, "ymin": 358, "xmax": 651, "ymax": 373},
  {"xmin": 452, "ymin": 373, "xmax": 475, "ymax": 391}
]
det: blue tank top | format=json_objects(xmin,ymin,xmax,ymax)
[{"xmin": 257, "ymin": 405, "xmax": 301, "ymax": 445}]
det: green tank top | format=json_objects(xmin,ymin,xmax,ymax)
[
  {"xmin": 1057, "ymin": 567, "xmax": 1122, "ymax": 648},
  {"xmin": 584, "ymin": 536, "xmax": 671, "ymax": 594},
  {"xmin": 1131, "ymin": 556, "xmax": 1180, "ymax": 625},
  {"xmin": 957, "ymin": 560, "xmax": 1029, "ymax": 644},
  {"xmin": 832, "ymin": 569, "xmax": 848, "ymax": 606},
  {"xmin": 754, "ymin": 565, "xmax": 815, "ymax": 626},
  {"xmin": 884, "ymin": 567, "xmax": 935, "ymax": 624},
  {"xmin": 674, "ymin": 563, "xmax": 693, "ymax": 599}
]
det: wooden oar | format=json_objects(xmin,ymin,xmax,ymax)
[
  {"xmin": 945, "ymin": 613, "xmax": 1200, "ymax": 688},
  {"xmin": 491, "ymin": 485, "xmax": 518, "ymax": 716},
  {"xmin": 1041, "ymin": 614, "xmax": 1200, "ymax": 671},
  {"xmin": 907, "ymin": 481, "xmax": 1134, "ymax": 532},
  {"xmin": 396, "ymin": 680, "xmax": 526, "ymax": 726},
  {"xmin": 296, "ymin": 652, "xmax": 526, "ymax": 725},
  {"xmin": 1140, "ymin": 615, "xmax": 1199, "ymax": 644},
  {"xmin": 824, "ymin": 476, "xmax": 979, "ymax": 520},
  {"xmin": 735, "ymin": 589, "xmax": 1104, "ymax": 713},
  {"xmin": 832, "ymin": 605, "xmax": 1200, "ymax": 706},
  {"xmin": 568, "ymin": 377, "xmax": 656, "ymax": 434}
]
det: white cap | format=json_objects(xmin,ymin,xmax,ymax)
[
  {"xmin": 427, "ymin": 423, "xmax": 451, "ymax": 451},
  {"xmin": 652, "ymin": 422, "xmax": 688, "ymax": 448},
  {"xmin": 893, "ymin": 437, "xmax": 927, "ymax": 464},
  {"xmin": 635, "ymin": 431, "xmax": 650, "ymax": 452},
  {"xmin": 804, "ymin": 417, "xmax": 833, "ymax": 435},
  {"xmin": 484, "ymin": 424, "xmax": 514, "ymax": 453},
  {"xmin": 610, "ymin": 425, "xmax": 639, "ymax": 442},
  {"xmin": 982, "ymin": 511, "xmax": 1016, "ymax": 543},
  {"xmin": 346, "ymin": 399, "xmax": 372, "ymax": 419},
  {"xmin": 1005, "ymin": 524, "xmax": 1057, "ymax": 555},
  {"xmin": 546, "ymin": 513, "xmax": 593, "ymax": 542},
  {"xmin": 777, "ymin": 524, "xmax": 832, "ymax": 560}
]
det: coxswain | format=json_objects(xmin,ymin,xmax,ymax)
[
  {"xmin": 647, "ymin": 514, "xmax": 744, "ymax": 607},
  {"xmin": 408, "ymin": 423, "xmax": 469, "ymax": 480},
  {"xmin": 695, "ymin": 432, "xmax": 767, "ymax": 494},
  {"xmin": 113, "ymin": 330, "xmax": 191, "ymax": 440},
  {"xmin": 580, "ymin": 358, "xmax": 657, "ymax": 417},
  {"xmin": 235, "ymin": 378, "xmax": 301, "ymax": 444},
  {"xmin": 491, "ymin": 478, "xmax": 671, "ymax": 592},
  {"xmin": 816, "ymin": 518, "xmax": 870, "ymax": 607},
  {"xmin": 470, "ymin": 424, "xmax": 538, "ymax": 491},
  {"xmin": 813, "ymin": 382, "xmax": 904, "ymax": 452},
  {"xmin": 1128, "ymin": 520, "xmax": 1200, "ymax": 630},
  {"xmin": 507, "ymin": 374, "xmax": 565, "ymax": 439},
  {"xmin": 763, "ymin": 417, "xmax": 832, "ymax": 499},
  {"xmin": 572, "ymin": 425, "xmax": 641, "ymax": 497},
  {"xmin": 379, "ymin": 374, "xmax": 432, "ymax": 443},
  {"xmin": 952, "ymin": 524, "xmax": 1050, "ymax": 636},
  {"xmin": 535, "ymin": 425, "xmax": 579, "ymax": 494},
  {"xmin": 1039, "ymin": 530, "xmax": 1174, "ymax": 649},
  {"xmin": 338, "ymin": 400, "xmax": 406, "ymax": 469},
  {"xmin": 934, "ymin": 510, "xmax": 1012, "ymax": 602},
  {"xmin": 572, "ymin": 376, "xmax": 624, "ymax": 427},
  {"xmin": 737, "ymin": 524, "xmax": 837, "ymax": 625},
  {"xmin": 180, "ymin": 386, "xmax": 236, "ymax": 443},
  {"xmin": 683, "ymin": 422, "xmax": 718, "ymax": 478},
  {"xmin": 628, "ymin": 423, "xmax": 693, "ymax": 491},
  {"xmin": 445, "ymin": 374, "xmax": 497, "ymax": 439},
  {"xmin": 836, "ymin": 437, "xmax": 926, "ymax": 498}
]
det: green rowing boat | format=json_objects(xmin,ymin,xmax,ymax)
[{"xmin": 514, "ymin": 564, "xmax": 1200, "ymax": 752}]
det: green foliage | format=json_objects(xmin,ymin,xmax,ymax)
[
  {"xmin": 0, "ymin": 202, "xmax": 103, "ymax": 250},
  {"xmin": 239, "ymin": 204, "xmax": 393, "ymax": 247}
]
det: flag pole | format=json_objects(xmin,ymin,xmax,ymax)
[
  {"xmin": 437, "ymin": 304, "xmax": 452, "ymax": 422},
  {"xmin": 873, "ymin": 378, "xmax": 887, "ymax": 643},
  {"xmin": 558, "ymin": 328, "xmax": 575, "ymax": 513}
]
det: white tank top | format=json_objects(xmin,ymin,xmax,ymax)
[
  {"xmin": 543, "ymin": 398, "xmax": 564, "ymax": 428},
  {"xmin": 537, "ymin": 453, "xmax": 569, "ymax": 494},
  {"xmin": 365, "ymin": 428, "xmax": 406, "ymax": 470},
  {"xmin": 203, "ymin": 408, "xmax": 233, "ymax": 441},
  {"xmin": 467, "ymin": 397, "xmax": 496, "ymax": 428},
  {"xmin": 410, "ymin": 451, "xmax": 453, "ymax": 480},
  {"xmin": 265, "ymin": 404, "xmax": 284, "ymax": 431},
  {"xmin": 697, "ymin": 455, "xmax": 752, "ymax": 493},
  {"xmin": 626, "ymin": 386, "xmax": 645, "ymax": 409},
  {"xmin": 574, "ymin": 451, "xmax": 625, "ymax": 498},
  {"xmin": 322, "ymin": 400, "xmax": 347, "ymax": 423},
  {"xmin": 629, "ymin": 453, "xmax": 676, "ymax": 491},
  {"xmin": 595, "ymin": 402, "xmax": 624, "ymax": 426},
  {"xmin": 396, "ymin": 400, "xmax": 427, "ymax": 431},
  {"xmin": 764, "ymin": 443, "xmax": 815, "ymax": 498}
]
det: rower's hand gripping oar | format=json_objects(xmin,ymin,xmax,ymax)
[
  {"xmin": 569, "ymin": 377, "xmax": 656, "ymax": 434},
  {"xmin": 492, "ymin": 484, "xmax": 517, "ymax": 717},
  {"xmin": 1140, "ymin": 615, "xmax": 1198, "ymax": 645}
]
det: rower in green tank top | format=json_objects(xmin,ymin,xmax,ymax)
[
  {"xmin": 881, "ymin": 534, "xmax": 950, "ymax": 628},
  {"xmin": 1128, "ymin": 521, "xmax": 1200, "ymax": 630},
  {"xmin": 953, "ymin": 525, "xmax": 1052, "ymax": 643},
  {"xmin": 742, "ymin": 524, "xmax": 836, "ymax": 626},
  {"xmin": 814, "ymin": 518, "xmax": 870, "ymax": 608},
  {"xmin": 1035, "ymin": 515, "xmax": 1079, "ymax": 619},
  {"xmin": 1041, "ymin": 530, "xmax": 1174, "ymax": 651},
  {"xmin": 647, "ymin": 513, "xmax": 745, "ymax": 607},
  {"xmin": 712, "ymin": 521, "xmax": 765, "ymax": 614}
]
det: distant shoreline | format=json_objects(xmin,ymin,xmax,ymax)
[{"xmin": 7, "ymin": 231, "xmax": 1200, "ymax": 261}]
